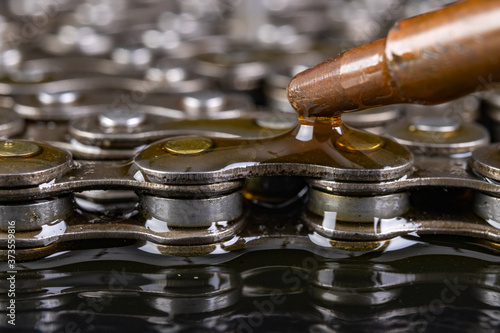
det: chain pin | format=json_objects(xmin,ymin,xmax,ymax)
[
  {"xmin": 163, "ymin": 137, "xmax": 213, "ymax": 155},
  {"xmin": 0, "ymin": 140, "xmax": 41, "ymax": 157}
]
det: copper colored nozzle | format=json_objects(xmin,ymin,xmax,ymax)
[{"xmin": 287, "ymin": 0, "xmax": 500, "ymax": 118}]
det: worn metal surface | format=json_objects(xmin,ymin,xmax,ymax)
[
  {"xmin": 0, "ymin": 196, "xmax": 73, "ymax": 231},
  {"xmin": 140, "ymin": 191, "xmax": 242, "ymax": 227},
  {"xmin": 386, "ymin": 118, "xmax": 490, "ymax": 156},
  {"xmin": 0, "ymin": 140, "xmax": 72, "ymax": 187},
  {"xmin": 307, "ymin": 190, "xmax": 410, "ymax": 222}
]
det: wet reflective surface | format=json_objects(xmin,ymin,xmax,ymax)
[
  {"xmin": 134, "ymin": 119, "xmax": 413, "ymax": 183},
  {"xmin": 2, "ymin": 235, "xmax": 500, "ymax": 332},
  {"xmin": 2, "ymin": 188, "xmax": 500, "ymax": 331}
]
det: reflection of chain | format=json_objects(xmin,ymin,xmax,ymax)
[
  {"xmin": 1, "ymin": 246, "xmax": 498, "ymax": 330},
  {"xmin": 1, "ymin": 0, "xmax": 500, "ymax": 261}
]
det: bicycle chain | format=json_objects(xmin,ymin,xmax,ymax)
[{"xmin": 1, "ymin": 240, "xmax": 499, "ymax": 330}]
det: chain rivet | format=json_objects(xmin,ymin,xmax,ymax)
[
  {"xmin": 38, "ymin": 91, "xmax": 81, "ymax": 105},
  {"xmin": 163, "ymin": 137, "xmax": 213, "ymax": 155},
  {"xmin": 181, "ymin": 91, "xmax": 226, "ymax": 111},
  {"xmin": 410, "ymin": 117, "xmax": 460, "ymax": 133}
]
